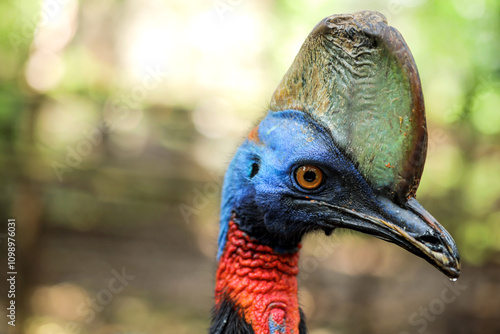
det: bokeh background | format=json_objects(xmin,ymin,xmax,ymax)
[{"xmin": 1, "ymin": 0, "xmax": 500, "ymax": 333}]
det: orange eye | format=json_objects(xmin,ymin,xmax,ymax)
[{"xmin": 295, "ymin": 165, "xmax": 323, "ymax": 190}]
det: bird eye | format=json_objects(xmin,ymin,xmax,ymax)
[{"xmin": 295, "ymin": 165, "xmax": 323, "ymax": 190}]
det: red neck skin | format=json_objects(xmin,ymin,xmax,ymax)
[{"xmin": 215, "ymin": 221, "xmax": 301, "ymax": 334}]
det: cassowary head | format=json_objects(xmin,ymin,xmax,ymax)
[
  {"xmin": 212, "ymin": 10, "xmax": 460, "ymax": 334},
  {"xmin": 218, "ymin": 10, "xmax": 460, "ymax": 278}
]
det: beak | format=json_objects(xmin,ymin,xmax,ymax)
[{"xmin": 307, "ymin": 196, "xmax": 461, "ymax": 279}]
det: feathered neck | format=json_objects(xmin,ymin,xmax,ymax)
[{"xmin": 212, "ymin": 220, "xmax": 303, "ymax": 334}]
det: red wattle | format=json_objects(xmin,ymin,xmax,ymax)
[{"xmin": 215, "ymin": 221, "xmax": 301, "ymax": 334}]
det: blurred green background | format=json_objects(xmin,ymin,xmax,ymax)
[{"xmin": 1, "ymin": 0, "xmax": 500, "ymax": 333}]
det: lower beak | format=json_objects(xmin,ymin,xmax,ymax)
[{"xmin": 310, "ymin": 196, "xmax": 460, "ymax": 279}]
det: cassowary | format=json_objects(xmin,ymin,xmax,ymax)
[{"xmin": 210, "ymin": 11, "xmax": 460, "ymax": 334}]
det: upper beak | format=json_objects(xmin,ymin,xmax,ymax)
[{"xmin": 308, "ymin": 196, "xmax": 461, "ymax": 279}]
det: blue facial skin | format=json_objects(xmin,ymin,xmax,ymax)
[{"xmin": 217, "ymin": 109, "xmax": 383, "ymax": 259}]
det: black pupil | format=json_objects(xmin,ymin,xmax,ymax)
[{"xmin": 303, "ymin": 170, "xmax": 316, "ymax": 182}]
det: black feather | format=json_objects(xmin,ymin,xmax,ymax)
[
  {"xmin": 299, "ymin": 308, "xmax": 308, "ymax": 334},
  {"xmin": 209, "ymin": 294, "xmax": 309, "ymax": 334},
  {"xmin": 209, "ymin": 295, "xmax": 254, "ymax": 334}
]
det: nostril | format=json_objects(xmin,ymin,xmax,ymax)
[
  {"xmin": 416, "ymin": 233, "xmax": 443, "ymax": 250},
  {"xmin": 418, "ymin": 234, "xmax": 440, "ymax": 244}
]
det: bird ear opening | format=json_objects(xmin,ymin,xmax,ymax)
[{"xmin": 249, "ymin": 162, "xmax": 260, "ymax": 178}]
